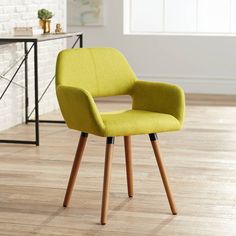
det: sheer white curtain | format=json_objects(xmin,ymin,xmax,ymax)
[{"xmin": 124, "ymin": 0, "xmax": 236, "ymax": 34}]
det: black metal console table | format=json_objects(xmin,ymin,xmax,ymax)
[{"xmin": 0, "ymin": 32, "xmax": 83, "ymax": 146}]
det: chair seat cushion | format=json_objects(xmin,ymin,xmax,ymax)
[{"xmin": 100, "ymin": 109, "xmax": 181, "ymax": 137}]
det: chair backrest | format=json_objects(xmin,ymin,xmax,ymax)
[{"xmin": 56, "ymin": 48, "xmax": 137, "ymax": 97}]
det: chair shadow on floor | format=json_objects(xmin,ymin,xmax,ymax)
[
  {"xmin": 88, "ymin": 196, "xmax": 175, "ymax": 236},
  {"xmin": 148, "ymin": 215, "xmax": 175, "ymax": 236},
  {"xmin": 29, "ymin": 207, "xmax": 64, "ymax": 235}
]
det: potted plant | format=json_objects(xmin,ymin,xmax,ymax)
[{"xmin": 38, "ymin": 9, "xmax": 53, "ymax": 34}]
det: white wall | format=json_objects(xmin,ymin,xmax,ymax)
[
  {"xmin": 0, "ymin": 0, "xmax": 66, "ymax": 131},
  {"xmin": 68, "ymin": 0, "xmax": 236, "ymax": 95}
]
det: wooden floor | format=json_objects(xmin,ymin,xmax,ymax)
[{"xmin": 0, "ymin": 94, "xmax": 236, "ymax": 236}]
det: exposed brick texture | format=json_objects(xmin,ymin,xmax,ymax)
[{"xmin": 0, "ymin": 0, "xmax": 66, "ymax": 131}]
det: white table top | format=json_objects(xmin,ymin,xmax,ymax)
[{"xmin": 0, "ymin": 32, "xmax": 83, "ymax": 43}]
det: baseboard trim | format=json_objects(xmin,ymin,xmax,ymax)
[
  {"xmin": 95, "ymin": 94, "xmax": 236, "ymax": 106},
  {"xmin": 137, "ymin": 74, "xmax": 236, "ymax": 95}
]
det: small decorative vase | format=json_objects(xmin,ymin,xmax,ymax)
[{"xmin": 41, "ymin": 20, "xmax": 51, "ymax": 34}]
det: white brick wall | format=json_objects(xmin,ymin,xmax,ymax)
[{"xmin": 0, "ymin": 0, "xmax": 67, "ymax": 131}]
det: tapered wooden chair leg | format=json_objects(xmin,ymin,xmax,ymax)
[
  {"xmin": 63, "ymin": 132, "xmax": 88, "ymax": 207},
  {"xmin": 149, "ymin": 133, "xmax": 177, "ymax": 215},
  {"xmin": 124, "ymin": 136, "xmax": 134, "ymax": 197},
  {"xmin": 100, "ymin": 137, "xmax": 115, "ymax": 225}
]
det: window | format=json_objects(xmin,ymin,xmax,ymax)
[{"xmin": 124, "ymin": 0, "xmax": 236, "ymax": 35}]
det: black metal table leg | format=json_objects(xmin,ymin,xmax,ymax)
[
  {"xmin": 24, "ymin": 42, "xmax": 29, "ymax": 124},
  {"xmin": 80, "ymin": 34, "xmax": 83, "ymax": 48},
  {"xmin": 33, "ymin": 41, "xmax": 40, "ymax": 146}
]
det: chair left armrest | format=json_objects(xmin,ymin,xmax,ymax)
[{"xmin": 131, "ymin": 80, "xmax": 185, "ymax": 126}]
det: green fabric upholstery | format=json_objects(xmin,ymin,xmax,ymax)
[
  {"xmin": 101, "ymin": 110, "xmax": 181, "ymax": 137},
  {"xmin": 56, "ymin": 85, "xmax": 105, "ymax": 135},
  {"xmin": 56, "ymin": 48, "xmax": 137, "ymax": 97},
  {"xmin": 131, "ymin": 80, "xmax": 185, "ymax": 127},
  {"xmin": 56, "ymin": 48, "xmax": 185, "ymax": 137}
]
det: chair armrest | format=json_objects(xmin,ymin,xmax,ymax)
[
  {"xmin": 131, "ymin": 80, "xmax": 185, "ymax": 126},
  {"xmin": 56, "ymin": 85, "xmax": 105, "ymax": 135}
]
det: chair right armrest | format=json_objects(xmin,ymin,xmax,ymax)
[{"xmin": 56, "ymin": 85, "xmax": 105, "ymax": 135}]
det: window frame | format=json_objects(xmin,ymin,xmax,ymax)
[{"xmin": 124, "ymin": 0, "xmax": 236, "ymax": 36}]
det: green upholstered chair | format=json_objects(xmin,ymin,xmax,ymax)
[{"xmin": 56, "ymin": 48, "xmax": 185, "ymax": 225}]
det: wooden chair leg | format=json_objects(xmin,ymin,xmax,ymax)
[
  {"xmin": 124, "ymin": 136, "xmax": 134, "ymax": 197},
  {"xmin": 100, "ymin": 137, "xmax": 115, "ymax": 225},
  {"xmin": 63, "ymin": 132, "xmax": 88, "ymax": 207},
  {"xmin": 149, "ymin": 133, "xmax": 177, "ymax": 215}
]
